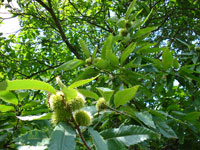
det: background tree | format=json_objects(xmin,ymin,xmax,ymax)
[{"xmin": 0, "ymin": 0, "xmax": 200, "ymax": 149}]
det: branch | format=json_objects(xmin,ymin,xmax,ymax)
[{"xmin": 35, "ymin": 0, "xmax": 81, "ymax": 59}]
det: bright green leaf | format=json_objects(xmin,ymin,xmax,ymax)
[
  {"xmin": 0, "ymin": 91, "xmax": 18, "ymax": 105},
  {"xmin": 96, "ymin": 87, "xmax": 114, "ymax": 102},
  {"xmin": 0, "ymin": 80, "xmax": 56, "ymax": 94},
  {"xmin": 62, "ymin": 87, "xmax": 77, "ymax": 100},
  {"xmin": 125, "ymin": 0, "xmax": 137, "ymax": 20},
  {"xmin": 0, "ymin": 104, "xmax": 15, "ymax": 112},
  {"xmin": 120, "ymin": 42, "xmax": 136, "ymax": 64},
  {"xmin": 68, "ymin": 76, "xmax": 98, "ymax": 89},
  {"xmin": 114, "ymin": 85, "xmax": 139, "ymax": 107},
  {"xmin": 79, "ymin": 39, "xmax": 90, "ymax": 58},
  {"xmin": 162, "ymin": 48, "xmax": 173, "ymax": 70},
  {"xmin": 101, "ymin": 34, "xmax": 113, "ymax": 59}
]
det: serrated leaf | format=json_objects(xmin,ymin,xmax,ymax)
[
  {"xmin": 78, "ymin": 89, "xmax": 99, "ymax": 100},
  {"xmin": 101, "ymin": 125, "xmax": 157, "ymax": 146},
  {"xmin": 17, "ymin": 113, "xmax": 52, "ymax": 121},
  {"xmin": 135, "ymin": 111, "xmax": 156, "ymax": 129},
  {"xmin": 114, "ymin": 85, "xmax": 139, "ymax": 107},
  {"xmin": 154, "ymin": 118, "xmax": 177, "ymax": 139},
  {"xmin": 101, "ymin": 34, "xmax": 113, "ymax": 59},
  {"xmin": 62, "ymin": 87, "xmax": 77, "ymax": 100},
  {"xmin": 0, "ymin": 80, "xmax": 56, "ymax": 94},
  {"xmin": 120, "ymin": 42, "xmax": 136, "ymax": 64},
  {"xmin": 96, "ymin": 87, "xmax": 114, "ymax": 102},
  {"xmin": 0, "ymin": 105, "xmax": 15, "ymax": 112},
  {"xmin": 55, "ymin": 59, "xmax": 85, "ymax": 72},
  {"xmin": 125, "ymin": 0, "xmax": 137, "ymax": 20},
  {"xmin": 49, "ymin": 122, "xmax": 76, "ymax": 150},
  {"xmin": 162, "ymin": 48, "xmax": 173, "ymax": 70},
  {"xmin": 95, "ymin": 59, "xmax": 110, "ymax": 70},
  {"xmin": 14, "ymin": 130, "xmax": 47, "ymax": 146},
  {"xmin": 88, "ymin": 128, "xmax": 108, "ymax": 150},
  {"xmin": 68, "ymin": 76, "xmax": 98, "ymax": 89},
  {"xmin": 79, "ymin": 39, "xmax": 90, "ymax": 58},
  {"xmin": 0, "ymin": 91, "xmax": 18, "ymax": 105},
  {"xmin": 133, "ymin": 26, "xmax": 157, "ymax": 39},
  {"xmin": 73, "ymin": 67, "xmax": 99, "ymax": 82}
]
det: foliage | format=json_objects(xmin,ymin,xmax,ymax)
[{"xmin": 0, "ymin": 0, "xmax": 200, "ymax": 149}]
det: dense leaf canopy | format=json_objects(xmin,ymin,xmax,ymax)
[{"xmin": 0, "ymin": 0, "xmax": 200, "ymax": 149}]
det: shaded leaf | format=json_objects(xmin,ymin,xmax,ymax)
[
  {"xmin": 135, "ymin": 111, "xmax": 156, "ymax": 129},
  {"xmin": 101, "ymin": 125, "xmax": 158, "ymax": 146},
  {"xmin": 55, "ymin": 59, "xmax": 85, "ymax": 72},
  {"xmin": 14, "ymin": 130, "xmax": 48, "ymax": 146},
  {"xmin": 120, "ymin": 42, "xmax": 136, "ymax": 64},
  {"xmin": 49, "ymin": 122, "xmax": 76, "ymax": 150},
  {"xmin": 133, "ymin": 26, "xmax": 158, "ymax": 39},
  {"xmin": 78, "ymin": 89, "xmax": 99, "ymax": 100},
  {"xmin": 88, "ymin": 128, "xmax": 108, "ymax": 150}
]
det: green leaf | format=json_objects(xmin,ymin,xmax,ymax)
[
  {"xmin": 55, "ymin": 59, "xmax": 85, "ymax": 72},
  {"xmin": 133, "ymin": 26, "xmax": 158, "ymax": 39},
  {"xmin": 176, "ymin": 38, "xmax": 190, "ymax": 50},
  {"xmin": 138, "ymin": 47, "xmax": 166, "ymax": 54},
  {"xmin": 49, "ymin": 122, "xmax": 76, "ymax": 150},
  {"xmin": 73, "ymin": 67, "xmax": 99, "ymax": 82},
  {"xmin": 101, "ymin": 34, "xmax": 113, "ymax": 59},
  {"xmin": 79, "ymin": 39, "xmax": 90, "ymax": 58},
  {"xmin": 88, "ymin": 128, "xmax": 108, "ymax": 150},
  {"xmin": 56, "ymin": 76, "xmax": 66, "ymax": 89},
  {"xmin": 0, "ymin": 91, "xmax": 18, "ymax": 105},
  {"xmin": 173, "ymin": 58, "xmax": 180, "ymax": 69},
  {"xmin": 120, "ymin": 42, "xmax": 136, "ymax": 64},
  {"xmin": 135, "ymin": 111, "xmax": 156, "ymax": 129},
  {"xmin": 125, "ymin": 0, "xmax": 137, "ymax": 20},
  {"xmin": 101, "ymin": 125, "xmax": 157, "ymax": 146},
  {"xmin": 96, "ymin": 87, "xmax": 114, "ymax": 102},
  {"xmin": 0, "ymin": 80, "xmax": 56, "ymax": 94},
  {"xmin": 62, "ymin": 87, "xmax": 77, "ymax": 100},
  {"xmin": 68, "ymin": 76, "xmax": 98, "ymax": 89},
  {"xmin": 116, "ymin": 18, "xmax": 126, "ymax": 28},
  {"xmin": 17, "ymin": 113, "xmax": 52, "ymax": 121},
  {"xmin": 95, "ymin": 59, "xmax": 110, "ymax": 70},
  {"xmin": 114, "ymin": 85, "xmax": 139, "ymax": 107},
  {"xmin": 0, "ymin": 104, "xmax": 15, "ymax": 112},
  {"xmin": 183, "ymin": 112, "xmax": 200, "ymax": 121},
  {"xmin": 78, "ymin": 89, "xmax": 99, "ymax": 100},
  {"xmin": 162, "ymin": 48, "xmax": 173, "ymax": 70},
  {"xmin": 92, "ymin": 46, "xmax": 98, "ymax": 61},
  {"xmin": 14, "ymin": 130, "xmax": 48, "ymax": 146},
  {"xmin": 154, "ymin": 118, "xmax": 178, "ymax": 139}
]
